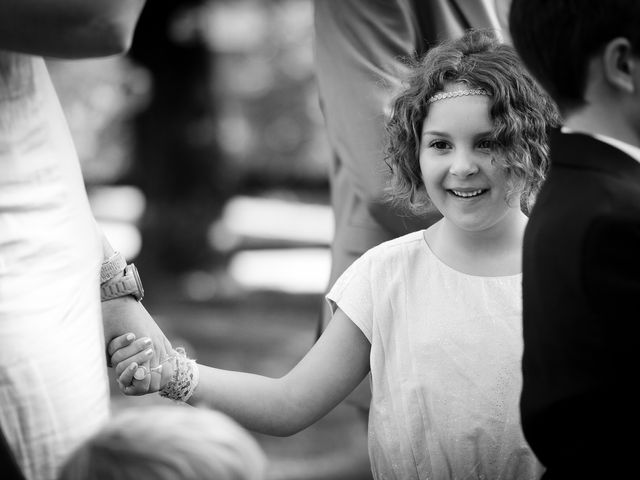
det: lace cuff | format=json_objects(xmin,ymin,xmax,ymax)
[{"xmin": 159, "ymin": 347, "xmax": 199, "ymax": 403}]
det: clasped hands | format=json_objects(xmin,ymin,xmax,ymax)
[
  {"xmin": 102, "ymin": 296, "xmax": 175, "ymax": 395},
  {"xmin": 109, "ymin": 333, "xmax": 176, "ymax": 395}
]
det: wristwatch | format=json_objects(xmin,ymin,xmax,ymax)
[
  {"xmin": 100, "ymin": 251, "xmax": 127, "ymax": 284},
  {"xmin": 100, "ymin": 263, "xmax": 145, "ymax": 302}
]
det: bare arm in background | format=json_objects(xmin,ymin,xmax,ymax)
[{"xmin": 0, "ymin": 0, "xmax": 146, "ymax": 57}]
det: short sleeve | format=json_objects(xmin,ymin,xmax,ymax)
[{"xmin": 326, "ymin": 252, "xmax": 374, "ymax": 342}]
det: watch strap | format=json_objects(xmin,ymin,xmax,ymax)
[
  {"xmin": 101, "ymin": 264, "xmax": 144, "ymax": 302},
  {"xmin": 100, "ymin": 251, "xmax": 127, "ymax": 284}
]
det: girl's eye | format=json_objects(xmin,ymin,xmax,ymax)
[
  {"xmin": 477, "ymin": 139, "xmax": 494, "ymax": 150},
  {"xmin": 429, "ymin": 140, "xmax": 451, "ymax": 150}
]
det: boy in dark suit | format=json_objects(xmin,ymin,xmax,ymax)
[{"xmin": 509, "ymin": 1, "xmax": 640, "ymax": 478}]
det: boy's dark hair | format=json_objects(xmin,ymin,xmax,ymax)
[
  {"xmin": 509, "ymin": 0, "xmax": 640, "ymax": 114},
  {"xmin": 386, "ymin": 29, "xmax": 559, "ymax": 214}
]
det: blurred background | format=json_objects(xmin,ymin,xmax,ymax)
[
  {"xmin": 49, "ymin": 0, "xmax": 332, "ymax": 294},
  {"xmin": 47, "ymin": 1, "xmax": 370, "ymax": 479}
]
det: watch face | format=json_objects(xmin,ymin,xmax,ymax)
[{"xmin": 130, "ymin": 264, "xmax": 145, "ymax": 300}]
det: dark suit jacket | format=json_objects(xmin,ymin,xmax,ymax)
[{"xmin": 521, "ymin": 130, "xmax": 640, "ymax": 479}]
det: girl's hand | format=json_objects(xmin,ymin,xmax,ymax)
[
  {"xmin": 108, "ymin": 333, "xmax": 158, "ymax": 395},
  {"xmin": 108, "ymin": 333, "xmax": 176, "ymax": 396},
  {"xmin": 116, "ymin": 360, "xmax": 147, "ymax": 395},
  {"xmin": 102, "ymin": 297, "xmax": 174, "ymax": 393}
]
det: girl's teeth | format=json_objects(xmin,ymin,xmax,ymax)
[{"xmin": 452, "ymin": 189, "xmax": 483, "ymax": 198}]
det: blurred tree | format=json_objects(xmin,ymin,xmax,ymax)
[
  {"xmin": 207, "ymin": 0, "xmax": 329, "ymax": 190},
  {"xmin": 47, "ymin": 0, "xmax": 331, "ymax": 296},
  {"xmin": 47, "ymin": 56, "xmax": 151, "ymax": 185},
  {"xmin": 124, "ymin": 0, "xmax": 332, "ymax": 285},
  {"xmin": 127, "ymin": 0, "xmax": 237, "ymax": 277}
]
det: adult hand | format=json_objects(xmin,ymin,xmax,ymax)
[{"xmin": 101, "ymin": 296, "xmax": 173, "ymax": 394}]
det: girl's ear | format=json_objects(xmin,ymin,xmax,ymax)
[{"xmin": 602, "ymin": 37, "xmax": 636, "ymax": 94}]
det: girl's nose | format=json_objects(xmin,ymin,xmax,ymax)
[{"xmin": 448, "ymin": 153, "xmax": 479, "ymax": 177}]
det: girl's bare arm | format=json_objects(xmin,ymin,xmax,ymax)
[{"xmin": 112, "ymin": 308, "xmax": 371, "ymax": 436}]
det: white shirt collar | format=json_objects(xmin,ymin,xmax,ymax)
[{"xmin": 561, "ymin": 126, "xmax": 640, "ymax": 164}]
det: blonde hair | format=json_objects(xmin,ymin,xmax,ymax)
[{"xmin": 58, "ymin": 406, "xmax": 266, "ymax": 480}]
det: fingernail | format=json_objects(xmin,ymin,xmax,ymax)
[
  {"xmin": 126, "ymin": 333, "xmax": 135, "ymax": 342},
  {"xmin": 141, "ymin": 337, "xmax": 152, "ymax": 346},
  {"xmin": 144, "ymin": 348, "xmax": 153, "ymax": 356},
  {"xmin": 129, "ymin": 363, "xmax": 138, "ymax": 371}
]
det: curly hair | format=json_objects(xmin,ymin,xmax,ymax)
[{"xmin": 385, "ymin": 29, "xmax": 560, "ymax": 214}]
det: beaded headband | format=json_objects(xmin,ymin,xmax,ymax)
[{"xmin": 427, "ymin": 88, "xmax": 490, "ymax": 104}]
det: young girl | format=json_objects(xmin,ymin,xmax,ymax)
[{"xmin": 109, "ymin": 29, "xmax": 559, "ymax": 479}]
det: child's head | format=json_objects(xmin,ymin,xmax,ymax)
[
  {"xmin": 58, "ymin": 406, "xmax": 267, "ymax": 480},
  {"xmin": 510, "ymin": 0, "xmax": 640, "ymax": 115},
  {"xmin": 386, "ymin": 29, "xmax": 559, "ymax": 215}
]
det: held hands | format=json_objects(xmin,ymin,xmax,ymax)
[
  {"xmin": 108, "ymin": 333, "xmax": 176, "ymax": 395},
  {"xmin": 102, "ymin": 296, "xmax": 174, "ymax": 394},
  {"xmin": 109, "ymin": 334, "xmax": 200, "ymax": 403}
]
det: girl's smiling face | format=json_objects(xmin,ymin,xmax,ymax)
[{"xmin": 419, "ymin": 87, "xmax": 522, "ymax": 234}]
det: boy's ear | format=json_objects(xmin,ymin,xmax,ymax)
[{"xmin": 602, "ymin": 37, "xmax": 635, "ymax": 94}]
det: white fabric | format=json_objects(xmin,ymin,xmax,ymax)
[
  {"xmin": 327, "ymin": 231, "xmax": 542, "ymax": 480},
  {"xmin": 0, "ymin": 52, "xmax": 109, "ymax": 480}
]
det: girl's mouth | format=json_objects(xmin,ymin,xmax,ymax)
[{"xmin": 448, "ymin": 189, "xmax": 487, "ymax": 198}]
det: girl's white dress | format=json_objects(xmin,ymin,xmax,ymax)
[{"xmin": 327, "ymin": 231, "xmax": 543, "ymax": 480}]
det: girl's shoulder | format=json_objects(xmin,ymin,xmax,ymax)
[
  {"xmin": 355, "ymin": 230, "xmax": 426, "ymax": 272},
  {"xmin": 365, "ymin": 230, "xmax": 425, "ymax": 257}
]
